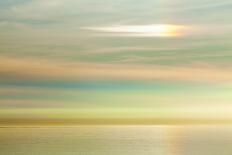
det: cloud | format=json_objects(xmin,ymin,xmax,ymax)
[
  {"xmin": 83, "ymin": 24, "xmax": 232, "ymax": 38},
  {"xmin": 82, "ymin": 24, "xmax": 189, "ymax": 37},
  {"xmin": 1, "ymin": 56, "xmax": 232, "ymax": 83},
  {"xmin": 83, "ymin": 47, "xmax": 179, "ymax": 54},
  {"xmin": 178, "ymin": 1, "xmax": 232, "ymax": 11},
  {"xmin": 8, "ymin": 0, "xmax": 67, "ymax": 20}
]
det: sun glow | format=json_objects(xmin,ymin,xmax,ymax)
[{"xmin": 84, "ymin": 24, "xmax": 187, "ymax": 37}]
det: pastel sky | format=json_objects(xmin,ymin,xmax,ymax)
[{"xmin": 1, "ymin": 0, "xmax": 232, "ymax": 125}]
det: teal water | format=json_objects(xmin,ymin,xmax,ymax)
[{"xmin": 0, "ymin": 125, "xmax": 232, "ymax": 155}]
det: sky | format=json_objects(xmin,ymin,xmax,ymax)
[{"xmin": 1, "ymin": 0, "xmax": 232, "ymax": 125}]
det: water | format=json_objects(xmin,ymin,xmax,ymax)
[{"xmin": 1, "ymin": 125, "xmax": 232, "ymax": 155}]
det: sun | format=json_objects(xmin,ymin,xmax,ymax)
[
  {"xmin": 159, "ymin": 24, "xmax": 186, "ymax": 37},
  {"xmin": 113, "ymin": 24, "xmax": 186, "ymax": 37}
]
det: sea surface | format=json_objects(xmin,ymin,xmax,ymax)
[{"xmin": 1, "ymin": 125, "xmax": 232, "ymax": 155}]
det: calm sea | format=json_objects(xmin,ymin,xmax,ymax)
[{"xmin": 0, "ymin": 125, "xmax": 232, "ymax": 155}]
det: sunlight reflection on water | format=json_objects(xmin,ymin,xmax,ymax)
[{"xmin": 0, "ymin": 125, "xmax": 232, "ymax": 155}]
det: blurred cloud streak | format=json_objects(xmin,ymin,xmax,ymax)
[
  {"xmin": 1, "ymin": 56, "xmax": 232, "ymax": 83},
  {"xmin": 82, "ymin": 24, "xmax": 189, "ymax": 37}
]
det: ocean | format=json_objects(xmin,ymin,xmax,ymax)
[{"xmin": 1, "ymin": 125, "xmax": 232, "ymax": 155}]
